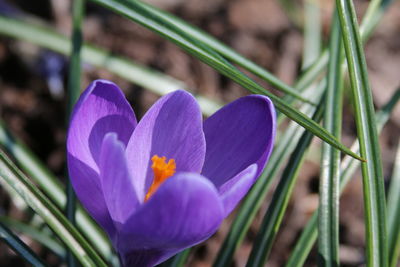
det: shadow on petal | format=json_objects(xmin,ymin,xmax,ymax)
[
  {"xmin": 219, "ymin": 164, "xmax": 258, "ymax": 217},
  {"xmin": 67, "ymin": 153, "xmax": 116, "ymax": 238},
  {"xmin": 89, "ymin": 114, "xmax": 135, "ymax": 166},
  {"xmin": 99, "ymin": 133, "xmax": 140, "ymax": 226}
]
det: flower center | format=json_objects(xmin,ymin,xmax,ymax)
[{"xmin": 145, "ymin": 155, "xmax": 176, "ymax": 201}]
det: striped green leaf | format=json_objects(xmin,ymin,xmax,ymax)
[
  {"xmin": 212, "ymin": 0, "xmax": 391, "ymax": 265},
  {"xmin": 134, "ymin": 1, "xmax": 309, "ymax": 103},
  {"xmin": 336, "ymin": 0, "xmax": 388, "ymax": 265},
  {"xmin": 0, "ymin": 216, "xmax": 65, "ymax": 258},
  {"xmin": 387, "ymin": 139, "xmax": 400, "ymax": 267},
  {"xmin": 0, "ymin": 149, "xmax": 107, "ymax": 267},
  {"xmin": 286, "ymin": 89, "xmax": 400, "ymax": 266},
  {"xmin": 65, "ymin": 1, "xmax": 85, "ymax": 266},
  {"xmin": 294, "ymin": 0, "xmax": 391, "ymax": 93},
  {"xmin": 302, "ymin": 0, "xmax": 321, "ymax": 69},
  {"xmin": 318, "ymin": 13, "xmax": 343, "ymax": 267},
  {"xmin": 0, "ymin": 222, "xmax": 46, "ymax": 267},
  {"xmin": 0, "ymin": 120, "xmax": 113, "ymax": 261}
]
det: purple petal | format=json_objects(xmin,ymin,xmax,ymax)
[
  {"xmin": 67, "ymin": 79, "xmax": 137, "ymax": 172},
  {"xmin": 219, "ymin": 164, "xmax": 258, "ymax": 217},
  {"xmin": 125, "ymin": 90, "xmax": 205, "ymax": 200},
  {"xmin": 67, "ymin": 155, "xmax": 115, "ymax": 237},
  {"xmin": 67, "ymin": 79, "xmax": 136, "ymax": 236},
  {"xmin": 120, "ymin": 249, "xmax": 168, "ymax": 267},
  {"xmin": 99, "ymin": 133, "xmax": 139, "ymax": 227},
  {"xmin": 117, "ymin": 172, "xmax": 224, "ymax": 266},
  {"xmin": 202, "ymin": 95, "xmax": 276, "ymax": 187}
]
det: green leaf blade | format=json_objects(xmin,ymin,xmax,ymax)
[
  {"xmin": 318, "ymin": 13, "xmax": 343, "ymax": 267},
  {"xmin": 302, "ymin": 0, "xmax": 321, "ymax": 69},
  {"xmin": 336, "ymin": 0, "xmax": 388, "ymax": 266},
  {"xmin": 0, "ymin": 216, "xmax": 66, "ymax": 258},
  {"xmin": 135, "ymin": 0, "xmax": 312, "ymax": 103},
  {"xmin": 0, "ymin": 222, "xmax": 47, "ymax": 267},
  {"xmin": 0, "ymin": 120, "xmax": 114, "ymax": 261},
  {"xmin": 0, "ymin": 150, "xmax": 107, "ymax": 267},
  {"xmin": 387, "ymin": 140, "xmax": 400, "ymax": 267},
  {"xmin": 66, "ymin": 1, "xmax": 85, "ymax": 265},
  {"xmin": 294, "ymin": 0, "xmax": 392, "ymax": 95},
  {"xmin": 285, "ymin": 89, "xmax": 400, "ymax": 267}
]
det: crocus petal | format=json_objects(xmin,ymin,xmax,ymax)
[
  {"xmin": 67, "ymin": 80, "xmax": 136, "ymax": 237},
  {"xmin": 99, "ymin": 133, "xmax": 139, "ymax": 228},
  {"xmin": 202, "ymin": 95, "xmax": 276, "ymax": 188},
  {"xmin": 218, "ymin": 164, "xmax": 258, "ymax": 217},
  {"xmin": 117, "ymin": 172, "xmax": 224, "ymax": 266},
  {"xmin": 67, "ymin": 79, "xmax": 137, "ymax": 172},
  {"xmin": 125, "ymin": 90, "xmax": 205, "ymax": 200},
  {"xmin": 67, "ymin": 155, "xmax": 115, "ymax": 237}
]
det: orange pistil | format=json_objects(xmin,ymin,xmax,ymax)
[{"xmin": 145, "ymin": 155, "xmax": 176, "ymax": 201}]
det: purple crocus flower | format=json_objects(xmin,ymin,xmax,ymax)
[{"xmin": 67, "ymin": 79, "xmax": 276, "ymax": 266}]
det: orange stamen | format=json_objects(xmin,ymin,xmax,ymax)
[{"xmin": 145, "ymin": 155, "xmax": 176, "ymax": 201}]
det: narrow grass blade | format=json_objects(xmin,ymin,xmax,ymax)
[
  {"xmin": 0, "ymin": 120, "xmax": 113, "ymax": 261},
  {"xmin": 0, "ymin": 216, "xmax": 66, "ymax": 258},
  {"xmin": 135, "ymin": 0, "xmax": 390, "ymax": 104},
  {"xmin": 134, "ymin": 0, "xmax": 309, "ymax": 103},
  {"xmin": 0, "ymin": 15, "xmax": 220, "ymax": 117},
  {"xmin": 318, "ymin": 13, "xmax": 343, "ymax": 267},
  {"xmin": 388, "ymin": 141, "xmax": 400, "ymax": 267},
  {"xmin": 66, "ymin": 1, "xmax": 85, "ymax": 266},
  {"xmin": 213, "ymin": 84, "xmax": 325, "ymax": 267},
  {"xmin": 90, "ymin": 0, "xmax": 363, "ymax": 161},
  {"xmin": 302, "ymin": 0, "xmax": 321, "ymax": 69},
  {"xmin": 286, "ymin": 212, "xmax": 318, "ymax": 267},
  {"xmin": 0, "ymin": 221, "xmax": 46, "ymax": 267},
  {"xmin": 286, "ymin": 89, "xmax": 400, "ymax": 267},
  {"xmin": 336, "ymin": 0, "xmax": 388, "ymax": 265},
  {"xmin": 245, "ymin": 99, "xmax": 325, "ymax": 267},
  {"xmin": 294, "ymin": 0, "xmax": 392, "ymax": 93},
  {"xmin": 360, "ymin": 0, "xmax": 392, "ymax": 40},
  {"xmin": 67, "ymin": 0, "xmax": 85, "ymax": 117},
  {"xmin": 214, "ymin": 0, "xmax": 391, "ymax": 264},
  {"xmin": 0, "ymin": 149, "xmax": 107, "ymax": 267}
]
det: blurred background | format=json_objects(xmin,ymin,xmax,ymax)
[{"xmin": 0, "ymin": 0, "xmax": 399, "ymax": 266}]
